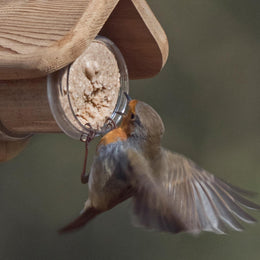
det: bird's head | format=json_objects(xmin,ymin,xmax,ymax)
[{"xmin": 120, "ymin": 93, "xmax": 165, "ymax": 143}]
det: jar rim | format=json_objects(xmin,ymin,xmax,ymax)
[{"xmin": 47, "ymin": 36, "xmax": 129, "ymax": 140}]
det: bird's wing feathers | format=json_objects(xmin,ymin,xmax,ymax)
[
  {"xmin": 126, "ymin": 149, "xmax": 187, "ymax": 233},
  {"xmin": 160, "ymin": 150, "xmax": 260, "ymax": 233},
  {"xmin": 60, "ymin": 143, "xmax": 259, "ymax": 235}
]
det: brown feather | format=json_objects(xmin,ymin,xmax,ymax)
[
  {"xmin": 157, "ymin": 150, "xmax": 260, "ymax": 233},
  {"xmin": 127, "ymin": 149, "xmax": 187, "ymax": 233}
]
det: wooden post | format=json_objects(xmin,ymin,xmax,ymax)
[
  {"xmin": 0, "ymin": 77, "xmax": 60, "ymax": 135},
  {"xmin": 0, "ymin": 77, "xmax": 60, "ymax": 162}
]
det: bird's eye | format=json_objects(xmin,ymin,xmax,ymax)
[{"xmin": 131, "ymin": 113, "xmax": 135, "ymax": 120}]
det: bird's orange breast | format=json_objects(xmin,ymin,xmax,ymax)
[{"xmin": 98, "ymin": 128, "xmax": 127, "ymax": 147}]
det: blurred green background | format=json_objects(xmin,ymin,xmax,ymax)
[{"xmin": 0, "ymin": 0, "xmax": 260, "ymax": 259}]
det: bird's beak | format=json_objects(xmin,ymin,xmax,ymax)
[{"xmin": 124, "ymin": 92, "xmax": 132, "ymax": 102}]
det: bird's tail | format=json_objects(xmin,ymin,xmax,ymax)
[{"xmin": 59, "ymin": 206, "xmax": 101, "ymax": 234}]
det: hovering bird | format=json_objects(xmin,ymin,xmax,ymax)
[{"xmin": 60, "ymin": 93, "xmax": 259, "ymax": 234}]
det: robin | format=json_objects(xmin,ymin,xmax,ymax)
[{"xmin": 60, "ymin": 93, "xmax": 259, "ymax": 234}]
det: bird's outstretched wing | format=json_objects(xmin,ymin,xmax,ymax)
[
  {"xmin": 126, "ymin": 149, "xmax": 187, "ymax": 233},
  {"xmin": 156, "ymin": 150, "xmax": 260, "ymax": 234}
]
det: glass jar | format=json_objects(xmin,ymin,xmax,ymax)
[{"xmin": 47, "ymin": 36, "xmax": 129, "ymax": 140}]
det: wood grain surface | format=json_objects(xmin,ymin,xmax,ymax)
[
  {"xmin": 0, "ymin": 77, "xmax": 60, "ymax": 134},
  {"xmin": 0, "ymin": 0, "xmax": 168, "ymax": 80},
  {"xmin": 0, "ymin": 138, "xmax": 30, "ymax": 162},
  {"xmin": 0, "ymin": 0, "xmax": 119, "ymax": 79},
  {"xmin": 101, "ymin": 0, "xmax": 169, "ymax": 79},
  {"xmin": 0, "ymin": 0, "xmax": 169, "ymax": 161}
]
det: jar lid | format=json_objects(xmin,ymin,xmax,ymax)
[{"xmin": 47, "ymin": 36, "xmax": 129, "ymax": 140}]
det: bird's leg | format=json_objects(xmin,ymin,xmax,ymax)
[{"xmin": 80, "ymin": 123, "xmax": 96, "ymax": 184}]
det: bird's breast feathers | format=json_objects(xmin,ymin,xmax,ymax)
[{"xmin": 98, "ymin": 128, "xmax": 127, "ymax": 148}]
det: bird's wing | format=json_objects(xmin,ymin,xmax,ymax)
[
  {"xmin": 126, "ymin": 149, "xmax": 188, "ymax": 233},
  {"xmin": 157, "ymin": 150, "xmax": 260, "ymax": 234}
]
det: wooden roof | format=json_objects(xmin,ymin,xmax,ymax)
[{"xmin": 0, "ymin": 0, "xmax": 168, "ymax": 80}]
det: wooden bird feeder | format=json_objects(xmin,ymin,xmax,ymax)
[{"xmin": 0, "ymin": 0, "xmax": 168, "ymax": 162}]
